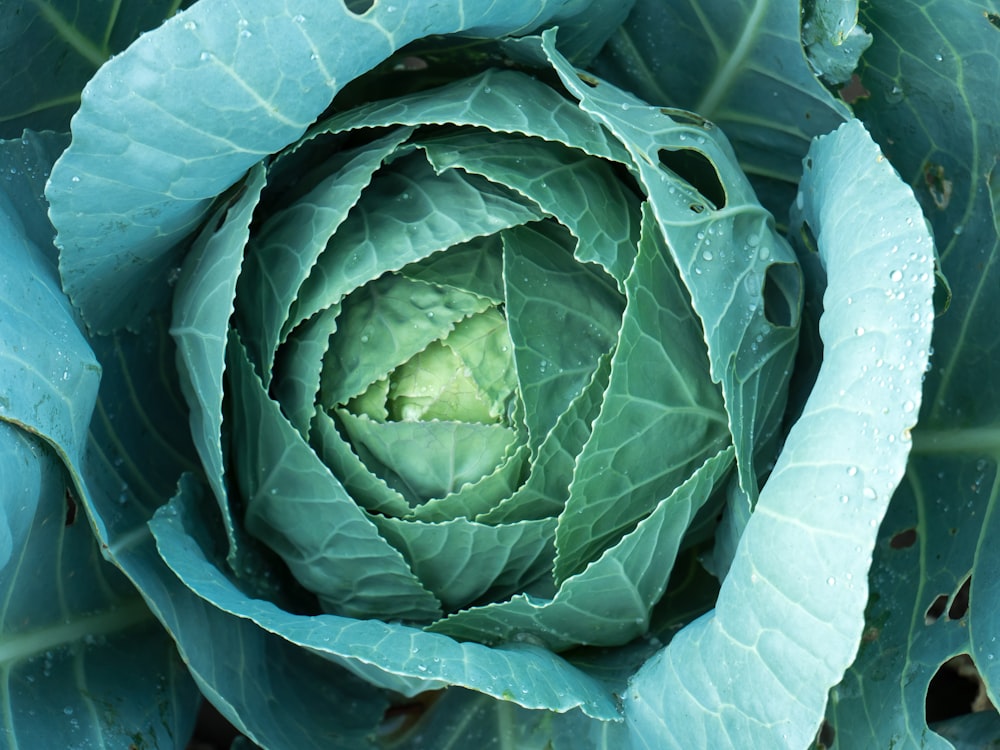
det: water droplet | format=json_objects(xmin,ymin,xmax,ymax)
[
  {"xmin": 183, "ymin": 20, "xmax": 197, "ymax": 30},
  {"xmin": 886, "ymin": 84, "xmax": 905, "ymax": 103},
  {"xmin": 934, "ymin": 53, "xmax": 944, "ymax": 62},
  {"xmin": 847, "ymin": 466, "xmax": 858, "ymax": 477},
  {"xmin": 827, "ymin": 577, "xmax": 836, "ymax": 587},
  {"xmin": 863, "ymin": 487, "xmax": 877, "ymax": 501},
  {"xmin": 840, "ymin": 495, "xmax": 849, "ymax": 504},
  {"xmin": 889, "ymin": 269, "xmax": 903, "ymax": 282},
  {"xmin": 854, "ymin": 326, "xmax": 865, "ymax": 336},
  {"xmin": 360, "ymin": 334, "xmax": 369, "ymax": 344},
  {"xmin": 903, "ymin": 400, "xmax": 915, "ymax": 413},
  {"xmin": 702, "ymin": 249, "xmax": 713, "ymax": 261},
  {"xmin": 63, "ymin": 706, "xmax": 74, "ymax": 715},
  {"xmin": 70, "ymin": 175, "xmax": 80, "ymax": 183},
  {"xmin": 200, "ymin": 51, "xmax": 213, "ymax": 61},
  {"xmin": 293, "ymin": 13, "xmax": 306, "ymax": 22},
  {"xmin": 746, "ymin": 233, "xmax": 760, "ymax": 247},
  {"xmin": 758, "ymin": 246, "xmax": 770, "ymax": 261}
]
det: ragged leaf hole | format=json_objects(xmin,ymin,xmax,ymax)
[
  {"xmin": 889, "ymin": 527, "xmax": 917, "ymax": 549},
  {"xmin": 762, "ymin": 262, "xmax": 800, "ymax": 328},
  {"xmin": 658, "ymin": 148, "xmax": 727, "ymax": 209},
  {"xmin": 987, "ymin": 11, "xmax": 1000, "ymax": 29},
  {"xmin": 925, "ymin": 594, "xmax": 948, "ymax": 624},
  {"xmin": 815, "ymin": 720, "xmax": 835, "ymax": 748},
  {"xmin": 924, "ymin": 575, "xmax": 972, "ymax": 624},
  {"xmin": 926, "ymin": 655, "xmax": 993, "ymax": 724}
]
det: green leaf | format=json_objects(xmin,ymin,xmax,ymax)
[
  {"xmin": 0, "ymin": 423, "xmax": 198, "ymax": 750},
  {"xmin": 0, "ymin": 131, "xmax": 100, "ymax": 465},
  {"xmin": 236, "ymin": 127, "xmax": 413, "ymax": 382},
  {"xmin": 431, "ymin": 446, "xmax": 733, "ymax": 649},
  {"xmin": 84, "ymin": 324, "xmax": 384, "ymax": 750},
  {"xmin": 150, "ymin": 478, "xmax": 621, "ymax": 721},
  {"xmin": 336, "ymin": 410, "xmax": 518, "ymax": 505},
  {"xmin": 321, "ymin": 271, "xmax": 491, "ymax": 409},
  {"xmin": 0, "ymin": 0, "xmax": 193, "ymax": 137},
  {"xmin": 802, "ymin": 0, "xmax": 872, "ymax": 85},
  {"xmin": 369, "ymin": 514, "xmax": 556, "ymax": 612},
  {"xmin": 824, "ymin": 3, "xmax": 1000, "ymax": 744},
  {"xmin": 591, "ymin": 0, "xmax": 851, "ymax": 214},
  {"xmin": 227, "ymin": 331, "xmax": 443, "ymax": 621},
  {"xmin": 625, "ymin": 119, "xmax": 935, "ymax": 749},
  {"xmin": 553, "ymin": 203, "xmax": 729, "ymax": 582},
  {"xmin": 170, "ymin": 161, "xmax": 266, "ymax": 579},
  {"xmin": 47, "ymin": 0, "xmax": 608, "ymax": 333},
  {"xmin": 0, "ymin": 132, "xmax": 197, "ymax": 748},
  {"xmin": 478, "ymin": 352, "xmax": 613, "ymax": 525},
  {"xmin": 418, "ymin": 130, "xmax": 641, "ymax": 287},
  {"xmin": 541, "ymin": 30, "xmax": 801, "ymax": 506},
  {"xmin": 313, "ymin": 66, "xmax": 633, "ymax": 167},
  {"xmin": 503, "ymin": 221, "xmax": 624, "ymax": 451}
]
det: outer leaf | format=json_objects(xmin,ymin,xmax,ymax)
[
  {"xmin": 625, "ymin": 120, "xmax": 935, "ymax": 748},
  {"xmin": 0, "ymin": 0, "xmax": 193, "ymax": 137},
  {"xmin": 826, "ymin": 3, "xmax": 1000, "ymax": 745},
  {"xmin": 541, "ymin": 30, "xmax": 800, "ymax": 506},
  {"xmin": 0, "ymin": 132, "xmax": 200, "ymax": 749},
  {"xmin": 0, "ymin": 424, "xmax": 197, "ymax": 750},
  {"xmin": 592, "ymin": 0, "xmax": 851, "ymax": 215},
  {"xmin": 0, "ymin": 131, "xmax": 100, "ymax": 465},
  {"xmin": 46, "ymin": 0, "xmax": 620, "ymax": 333},
  {"xmin": 83, "ymin": 326, "xmax": 388, "ymax": 750},
  {"xmin": 170, "ymin": 161, "xmax": 266, "ymax": 579},
  {"xmin": 150, "ymin": 484, "xmax": 622, "ymax": 720}
]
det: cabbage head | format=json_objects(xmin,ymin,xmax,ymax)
[{"xmin": 7, "ymin": 1, "xmax": 940, "ymax": 748}]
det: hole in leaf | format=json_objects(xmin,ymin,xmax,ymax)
[
  {"xmin": 926, "ymin": 655, "xmax": 990, "ymax": 723},
  {"xmin": 816, "ymin": 720, "xmax": 836, "ymax": 748},
  {"xmin": 344, "ymin": 0, "xmax": 375, "ymax": 13},
  {"xmin": 987, "ymin": 11, "xmax": 1000, "ymax": 29},
  {"xmin": 658, "ymin": 148, "xmax": 727, "ymax": 209},
  {"xmin": 762, "ymin": 262, "xmax": 800, "ymax": 328},
  {"xmin": 925, "ymin": 594, "xmax": 948, "ymax": 624},
  {"xmin": 64, "ymin": 488, "xmax": 77, "ymax": 526},
  {"xmin": 798, "ymin": 220, "xmax": 818, "ymax": 255},
  {"xmin": 890, "ymin": 527, "xmax": 917, "ymax": 549},
  {"xmin": 948, "ymin": 575, "xmax": 971, "ymax": 620}
]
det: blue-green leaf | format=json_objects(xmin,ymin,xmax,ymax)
[
  {"xmin": 0, "ymin": 131, "xmax": 199, "ymax": 750},
  {"xmin": 46, "ymin": 0, "xmax": 621, "ymax": 333},
  {"xmin": 0, "ymin": 0, "xmax": 193, "ymax": 137},
  {"xmin": 825, "ymin": 3, "xmax": 1000, "ymax": 744},
  {"xmin": 591, "ymin": 0, "xmax": 851, "ymax": 214},
  {"xmin": 625, "ymin": 119, "xmax": 936, "ymax": 749},
  {"xmin": 150, "ymin": 480, "xmax": 621, "ymax": 720},
  {"xmin": 540, "ymin": 30, "xmax": 800, "ymax": 507}
]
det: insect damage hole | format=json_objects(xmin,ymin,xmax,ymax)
[
  {"xmin": 65, "ymin": 488, "xmax": 78, "ymax": 526},
  {"xmin": 926, "ymin": 655, "xmax": 993, "ymax": 724},
  {"xmin": 344, "ymin": 0, "xmax": 375, "ymax": 14},
  {"xmin": 762, "ymin": 261, "xmax": 800, "ymax": 328},
  {"xmin": 658, "ymin": 148, "xmax": 727, "ymax": 209}
]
